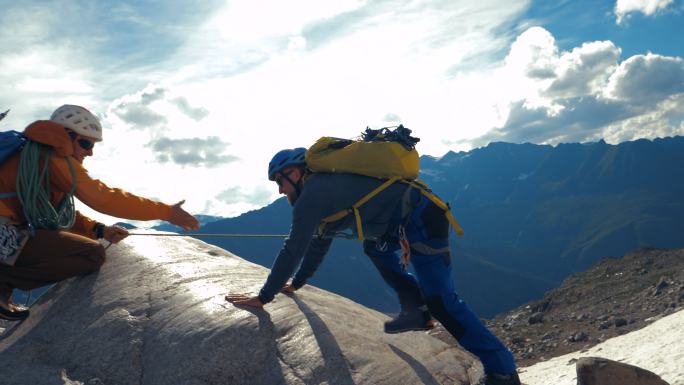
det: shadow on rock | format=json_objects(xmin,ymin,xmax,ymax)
[{"xmin": 292, "ymin": 295, "xmax": 356, "ymax": 385}]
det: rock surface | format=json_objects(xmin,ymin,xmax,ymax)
[
  {"xmin": 484, "ymin": 248, "xmax": 684, "ymax": 366},
  {"xmin": 0, "ymin": 234, "xmax": 482, "ymax": 385},
  {"xmin": 576, "ymin": 357, "xmax": 669, "ymax": 385},
  {"xmin": 519, "ymin": 308, "xmax": 684, "ymax": 385}
]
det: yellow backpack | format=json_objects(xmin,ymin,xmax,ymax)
[
  {"xmin": 305, "ymin": 126, "xmax": 464, "ymax": 240},
  {"xmin": 306, "ymin": 137, "xmax": 419, "ymax": 179}
]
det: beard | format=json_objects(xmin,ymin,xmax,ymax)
[{"xmin": 287, "ymin": 193, "xmax": 298, "ymax": 205}]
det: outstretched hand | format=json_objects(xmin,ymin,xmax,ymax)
[
  {"xmin": 169, "ymin": 200, "xmax": 200, "ymax": 231},
  {"xmin": 225, "ymin": 293, "xmax": 264, "ymax": 308},
  {"xmin": 103, "ymin": 225, "xmax": 129, "ymax": 244}
]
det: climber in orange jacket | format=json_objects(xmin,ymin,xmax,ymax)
[{"xmin": 0, "ymin": 105, "xmax": 200, "ymax": 321}]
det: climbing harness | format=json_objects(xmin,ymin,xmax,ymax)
[
  {"xmin": 318, "ymin": 176, "xmax": 402, "ymax": 240},
  {"xmin": 318, "ymin": 177, "xmax": 464, "ymax": 242},
  {"xmin": 0, "ymin": 221, "xmax": 29, "ymax": 266},
  {"xmin": 398, "ymin": 226, "xmax": 411, "ymax": 271}
]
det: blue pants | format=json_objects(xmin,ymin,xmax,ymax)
[{"xmin": 364, "ymin": 196, "xmax": 517, "ymax": 375}]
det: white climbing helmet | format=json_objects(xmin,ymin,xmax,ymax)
[{"xmin": 50, "ymin": 105, "xmax": 103, "ymax": 142}]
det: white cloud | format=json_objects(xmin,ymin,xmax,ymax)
[
  {"xmin": 505, "ymin": 27, "xmax": 559, "ymax": 81},
  {"xmin": 171, "ymin": 97, "xmax": 209, "ymax": 121},
  {"xmin": 604, "ymin": 53, "xmax": 684, "ymax": 103},
  {"xmin": 548, "ymin": 41, "xmax": 621, "ymax": 99},
  {"xmin": 148, "ymin": 137, "xmax": 237, "ymax": 168},
  {"xmin": 108, "ymin": 86, "xmax": 212, "ymax": 131},
  {"xmin": 600, "ymin": 94, "xmax": 684, "ymax": 143},
  {"xmin": 11, "ymin": 1, "xmax": 682, "ymax": 223},
  {"xmin": 473, "ymin": 27, "xmax": 684, "ymax": 147},
  {"xmin": 216, "ymin": 186, "xmax": 273, "ymax": 206},
  {"xmin": 615, "ymin": 0, "xmax": 676, "ymax": 24},
  {"xmin": 112, "ymin": 102, "xmax": 168, "ymax": 130},
  {"xmin": 0, "ymin": 3, "xmax": 99, "ymax": 124}
]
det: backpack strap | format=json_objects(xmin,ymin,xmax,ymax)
[
  {"xmin": 318, "ymin": 176, "xmax": 464, "ymax": 241},
  {"xmin": 319, "ymin": 176, "xmax": 401, "ymax": 241},
  {"xmin": 400, "ymin": 179, "xmax": 464, "ymax": 236}
]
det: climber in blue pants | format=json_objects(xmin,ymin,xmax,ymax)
[
  {"xmin": 366, "ymin": 192, "xmax": 517, "ymax": 376},
  {"xmin": 363, "ymin": 240, "xmax": 434, "ymax": 331},
  {"xmin": 226, "ymin": 148, "xmax": 520, "ymax": 385}
]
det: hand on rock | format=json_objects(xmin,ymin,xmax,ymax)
[
  {"xmin": 225, "ymin": 293, "xmax": 264, "ymax": 308},
  {"xmin": 281, "ymin": 283, "xmax": 297, "ymax": 295},
  {"xmin": 103, "ymin": 225, "xmax": 129, "ymax": 244}
]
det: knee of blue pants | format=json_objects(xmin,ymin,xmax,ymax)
[
  {"xmin": 364, "ymin": 240, "xmax": 413, "ymax": 278},
  {"xmin": 437, "ymin": 294, "xmax": 516, "ymax": 374},
  {"xmin": 363, "ymin": 240, "xmax": 423, "ymax": 308},
  {"xmin": 413, "ymin": 254, "xmax": 517, "ymax": 374}
]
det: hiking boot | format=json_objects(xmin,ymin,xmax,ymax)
[
  {"xmin": 384, "ymin": 309, "xmax": 435, "ymax": 334},
  {"xmin": 479, "ymin": 372, "xmax": 521, "ymax": 385},
  {"xmin": 0, "ymin": 284, "xmax": 30, "ymax": 321}
]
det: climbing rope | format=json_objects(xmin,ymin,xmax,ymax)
[
  {"xmin": 16, "ymin": 141, "xmax": 77, "ymax": 231},
  {"xmin": 18, "ymin": 231, "xmax": 356, "ymax": 308},
  {"xmin": 128, "ymin": 232, "xmax": 289, "ymax": 238},
  {"xmin": 126, "ymin": 232, "xmax": 358, "ymax": 240}
]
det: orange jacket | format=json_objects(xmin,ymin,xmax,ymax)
[{"xmin": 0, "ymin": 120, "xmax": 172, "ymax": 238}]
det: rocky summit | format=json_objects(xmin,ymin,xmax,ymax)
[
  {"xmin": 483, "ymin": 247, "xmax": 684, "ymax": 367},
  {"xmin": 0, "ymin": 234, "xmax": 482, "ymax": 385}
]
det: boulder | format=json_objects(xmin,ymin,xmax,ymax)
[
  {"xmin": 576, "ymin": 357, "xmax": 670, "ymax": 385},
  {"xmin": 517, "ymin": 309, "xmax": 683, "ymax": 385},
  {"xmin": 654, "ymin": 278, "xmax": 669, "ymax": 296},
  {"xmin": 614, "ymin": 318, "xmax": 628, "ymax": 328},
  {"xmin": 0, "ymin": 234, "xmax": 482, "ymax": 385},
  {"xmin": 568, "ymin": 331, "xmax": 589, "ymax": 343},
  {"xmin": 528, "ymin": 312, "xmax": 544, "ymax": 324}
]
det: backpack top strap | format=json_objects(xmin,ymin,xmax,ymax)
[
  {"xmin": 319, "ymin": 176, "xmax": 401, "ymax": 241},
  {"xmin": 401, "ymin": 180, "xmax": 464, "ymax": 236}
]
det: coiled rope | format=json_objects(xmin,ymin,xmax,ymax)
[
  {"xmin": 13, "ymin": 138, "xmax": 75, "ymax": 307},
  {"xmin": 16, "ymin": 141, "xmax": 77, "ymax": 231}
]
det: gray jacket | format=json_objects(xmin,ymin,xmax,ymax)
[{"xmin": 258, "ymin": 173, "xmax": 413, "ymax": 303}]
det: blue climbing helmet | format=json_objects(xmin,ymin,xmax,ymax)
[{"xmin": 268, "ymin": 147, "xmax": 307, "ymax": 181}]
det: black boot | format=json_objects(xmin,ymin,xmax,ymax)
[
  {"xmin": 384, "ymin": 307, "xmax": 435, "ymax": 334},
  {"xmin": 482, "ymin": 372, "xmax": 521, "ymax": 385},
  {"xmin": 0, "ymin": 283, "xmax": 30, "ymax": 321}
]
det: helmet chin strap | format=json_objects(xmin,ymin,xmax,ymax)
[{"xmin": 280, "ymin": 169, "xmax": 304, "ymax": 199}]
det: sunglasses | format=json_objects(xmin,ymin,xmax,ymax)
[
  {"xmin": 275, "ymin": 170, "xmax": 295, "ymax": 187},
  {"xmin": 77, "ymin": 138, "xmax": 95, "ymax": 151},
  {"xmin": 67, "ymin": 130, "xmax": 96, "ymax": 151}
]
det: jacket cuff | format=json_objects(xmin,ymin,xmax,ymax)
[{"xmin": 93, "ymin": 223, "xmax": 105, "ymax": 239}]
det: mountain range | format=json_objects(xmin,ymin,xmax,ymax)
[{"xmin": 158, "ymin": 136, "xmax": 684, "ymax": 318}]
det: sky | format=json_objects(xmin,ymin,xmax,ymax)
[{"xmin": 1, "ymin": 0, "xmax": 683, "ymax": 224}]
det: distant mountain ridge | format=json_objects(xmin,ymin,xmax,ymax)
[
  {"xmin": 430, "ymin": 137, "xmax": 684, "ymax": 277},
  {"xmin": 170, "ymin": 136, "xmax": 684, "ymax": 318},
  {"xmin": 152, "ymin": 214, "xmax": 224, "ymax": 232}
]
